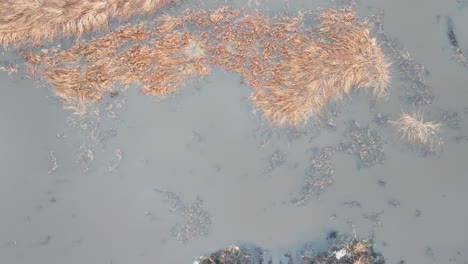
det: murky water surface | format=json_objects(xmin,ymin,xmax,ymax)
[{"xmin": 1, "ymin": 0, "xmax": 468, "ymax": 263}]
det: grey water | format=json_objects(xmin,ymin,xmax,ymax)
[{"xmin": 1, "ymin": 0, "xmax": 468, "ymax": 263}]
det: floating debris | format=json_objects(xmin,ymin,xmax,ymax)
[
  {"xmin": 154, "ymin": 188, "xmax": 213, "ymax": 243},
  {"xmin": 425, "ymin": 246, "xmax": 435, "ymax": 258},
  {"xmin": 388, "ymin": 199, "xmax": 400, "ymax": 208},
  {"xmin": 308, "ymin": 239, "xmax": 385, "ymax": 264},
  {"xmin": 440, "ymin": 110, "xmax": 462, "ymax": 130},
  {"xmin": 372, "ymin": 10, "xmax": 434, "ymax": 107},
  {"xmin": 373, "ymin": 113, "xmax": 390, "ymax": 126},
  {"xmin": 48, "ymin": 151, "xmax": 58, "ymax": 174},
  {"xmin": 78, "ymin": 145, "xmax": 94, "ymax": 172},
  {"xmin": 292, "ymin": 147, "xmax": 335, "ymax": 205},
  {"xmin": 389, "ymin": 112, "xmax": 444, "ymax": 156},
  {"xmin": 191, "ymin": 131, "xmax": 205, "ymax": 143},
  {"xmin": 265, "ymin": 149, "xmax": 286, "ymax": 174},
  {"xmin": 97, "ymin": 128, "xmax": 118, "ymax": 146},
  {"xmin": 364, "ymin": 211, "xmax": 384, "ymax": 227},
  {"xmin": 49, "ymin": 195, "xmax": 57, "ymax": 203},
  {"xmin": 455, "ymin": 135, "xmax": 468, "ymax": 143},
  {"xmin": 343, "ymin": 201, "xmax": 362, "ymax": 208},
  {"xmin": 338, "ymin": 121, "xmax": 385, "ymax": 169},
  {"xmin": 109, "ymin": 89, "xmax": 119, "ymax": 98},
  {"xmin": 0, "ymin": 62, "xmax": 18, "ymax": 76},
  {"xmin": 66, "ymin": 116, "xmax": 103, "ymax": 171},
  {"xmin": 415, "ymin": 209, "xmax": 422, "ymax": 217},
  {"xmin": 285, "ymin": 127, "xmax": 313, "ymax": 141},
  {"xmin": 1, "ymin": 240, "xmax": 17, "ymax": 248},
  {"xmin": 108, "ymin": 148, "xmax": 123, "ymax": 172},
  {"xmin": 39, "ymin": 235, "xmax": 52, "ymax": 246},
  {"xmin": 446, "ymin": 16, "xmax": 467, "ymax": 67},
  {"xmin": 195, "ymin": 246, "xmax": 262, "ymax": 264},
  {"xmin": 103, "ymin": 88, "xmax": 127, "ymax": 119},
  {"xmin": 196, "ymin": 235, "xmax": 385, "ymax": 264},
  {"xmin": 377, "ymin": 179, "xmax": 386, "ymax": 187}
]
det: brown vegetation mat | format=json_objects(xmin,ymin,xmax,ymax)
[
  {"xmin": 195, "ymin": 237, "xmax": 385, "ymax": 264},
  {"xmin": 0, "ymin": 0, "xmax": 174, "ymax": 47},
  {"xmin": 23, "ymin": 6, "xmax": 390, "ymax": 126},
  {"xmin": 308, "ymin": 239, "xmax": 385, "ymax": 264}
]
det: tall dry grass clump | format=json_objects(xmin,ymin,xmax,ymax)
[
  {"xmin": 0, "ymin": 0, "xmax": 174, "ymax": 47},
  {"xmin": 22, "ymin": 6, "xmax": 390, "ymax": 125},
  {"xmin": 389, "ymin": 112, "xmax": 443, "ymax": 155}
]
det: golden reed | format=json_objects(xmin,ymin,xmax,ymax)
[
  {"xmin": 389, "ymin": 112, "xmax": 443, "ymax": 154},
  {"xmin": 20, "ymin": 6, "xmax": 390, "ymax": 126},
  {"xmin": 0, "ymin": 0, "xmax": 174, "ymax": 47}
]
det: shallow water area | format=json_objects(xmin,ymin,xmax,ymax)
[{"xmin": 1, "ymin": 0, "xmax": 468, "ymax": 263}]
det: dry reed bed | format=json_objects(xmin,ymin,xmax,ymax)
[
  {"xmin": 0, "ymin": 0, "xmax": 174, "ymax": 47},
  {"xmin": 23, "ymin": 6, "xmax": 390, "ymax": 126}
]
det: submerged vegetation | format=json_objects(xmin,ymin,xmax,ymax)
[
  {"xmin": 19, "ymin": 6, "xmax": 390, "ymax": 126},
  {"xmin": 338, "ymin": 121, "xmax": 385, "ymax": 169},
  {"xmin": 292, "ymin": 146, "xmax": 336, "ymax": 206},
  {"xmin": 154, "ymin": 188, "xmax": 213, "ymax": 243}
]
